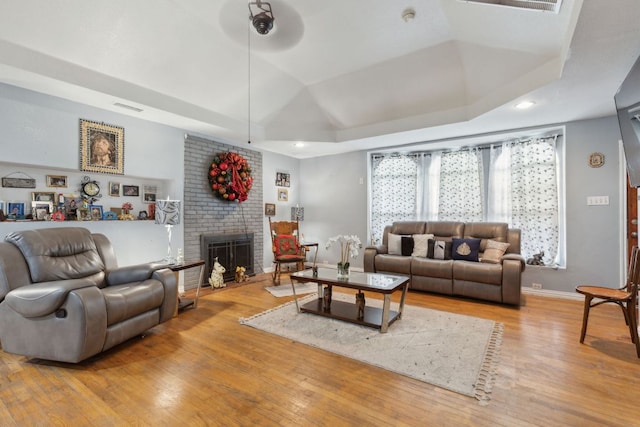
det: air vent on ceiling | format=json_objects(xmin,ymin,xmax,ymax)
[
  {"xmin": 459, "ymin": 0, "xmax": 562, "ymax": 13},
  {"xmin": 113, "ymin": 102, "xmax": 143, "ymax": 113}
]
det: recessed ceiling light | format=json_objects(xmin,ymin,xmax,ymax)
[
  {"xmin": 515, "ymin": 100, "xmax": 536, "ymax": 110},
  {"xmin": 294, "ymin": 142, "xmax": 305, "ymax": 148}
]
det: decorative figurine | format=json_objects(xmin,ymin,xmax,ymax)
[
  {"xmin": 322, "ymin": 285, "xmax": 332, "ymax": 312},
  {"xmin": 235, "ymin": 265, "xmax": 248, "ymax": 283},
  {"xmin": 356, "ymin": 291, "xmax": 366, "ymax": 320},
  {"xmin": 208, "ymin": 258, "xmax": 226, "ymax": 289}
]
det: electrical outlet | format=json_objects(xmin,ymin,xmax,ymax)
[{"xmin": 532, "ymin": 283, "xmax": 542, "ymax": 290}]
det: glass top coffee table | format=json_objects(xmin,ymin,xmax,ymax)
[{"xmin": 289, "ymin": 267, "xmax": 410, "ymax": 333}]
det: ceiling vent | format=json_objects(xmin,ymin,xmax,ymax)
[{"xmin": 459, "ymin": 0, "xmax": 562, "ymax": 13}]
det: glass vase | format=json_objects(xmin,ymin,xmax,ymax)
[{"xmin": 337, "ymin": 262, "xmax": 349, "ymax": 279}]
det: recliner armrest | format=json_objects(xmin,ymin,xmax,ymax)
[
  {"xmin": 501, "ymin": 253, "xmax": 526, "ymax": 272},
  {"xmin": 106, "ymin": 262, "xmax": 169, "ymax": 286},
  {"xmin": 4, "ymin": 278, "xmax": 97, "ymax": 318}
]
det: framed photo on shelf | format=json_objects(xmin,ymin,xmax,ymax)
[
  {"xmin": 79, "ymin": 118, "xmax": 124, "ymax": 175},
  {"xmin": 143, "ymin": 185, "xmax": 157, "ymax": 202},
  {"xmin": 277, "ymin": 188, "xmax": 288, "ymax": 202},
  {"xmin": 7, "ymin": 202, "xmax": 25, "ymax": 218},
  {"xmin": 31, "ymin": 201, "xmax": 53, "ymax": 221},
  {"xmin": 32, "ymin": 191, "xmax": 56, "ymax": 202},
  {"xmin": 265, "ymin": 203, "xmax": 276, "ymax": 216},
  {"xmin": 89, "ymin": 205, "xmax": 103, "ymax": 221},
  {"xmin": 109, "ymin": 182, "xmax": 121, "ymax": 197},
  {"xmin": 122, "ymin": 185, "xmax": 139, "ymax": 197},
  {"xmin": 276, "ymin": 172, "xmax": 290, "ymax": 187},
  {"xmin": 46, "ymin": 175, "xmax": 67, "ymax": 188},
  {"xmin": 0, "ymin": 200, "xmax": 4, "ymax": 213}
]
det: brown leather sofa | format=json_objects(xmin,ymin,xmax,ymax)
[
  {"xmin": 364, "ymin": 221, "xmax": 525, "ymax": 305},
  {"xmin": 0, "ymin": 227, "xmax": 177, "ymax": 362}
]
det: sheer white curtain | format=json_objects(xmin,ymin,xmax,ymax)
[
  {"xmin": 488, "ymin": 137, "xmax": 559, "ymax": 264},
  {"xmin": 416, "ymin": 153, "xmax": 440, "ymax": 221},
  {"xmin": 370, "ymin": 155, "xmax": 419, "ymax": 244},
  {"xmin": 438, "ymin": 149, "xmax": 484, "ymax": 221}
]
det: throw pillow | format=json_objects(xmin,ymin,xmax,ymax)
[
  {"xmin": 451, "ymin": 238, "xmax": 482, "ymax": 262},
  {"xmin": 387, "ymin": 233, "xmax": 402, "ymax": 255},
  {"xmin": 412, "ymin": 233, "xmax": 434, "ymax": 257},
  {"xmin": 427, "ymin": 239, "xmax": 452, "ymax": 260},
  {"xmin": 274, "ymin": 234, "xmax": 299, "ymax": 257},
  {"xmin": 401, "ymin": 236, "xmax": 414, "ymax": 256},
  {"xmin": 481, "ymin": 239, "xmax": 511, "ymax": 264}
]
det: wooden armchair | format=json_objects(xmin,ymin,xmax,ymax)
[
  {"xmin": 269, "ymin": 218, "xmax": 306, "ymax": 285},
  {"xmin": 576, "ymin": 246, "xmax": 640, "ymax": 357}
]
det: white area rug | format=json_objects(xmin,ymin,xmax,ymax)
[
  {"xmin": 240, "ymin": 293, "xmax": 502, "ymax": 403},
  {"xmin": 264, "ymin": 282, "xmax": 318, "ymax": 297}
]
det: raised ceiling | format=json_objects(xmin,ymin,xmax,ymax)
[{"xmin": 0, "ymin": 0, "xmax": 639, "ymax": 158}]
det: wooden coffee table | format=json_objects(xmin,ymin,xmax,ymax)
[{"xmin": 289, "ymin": 267, "xmax": 410, "ymax": 333}]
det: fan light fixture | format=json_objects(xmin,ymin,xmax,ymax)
[{"xmin": 249, "ymin": 1, "xmax": 275, "ymax": 35}]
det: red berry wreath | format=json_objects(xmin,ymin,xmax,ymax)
[{"xmin": 208, "ymin": 152, "xmax": 253, "ymax": 202}]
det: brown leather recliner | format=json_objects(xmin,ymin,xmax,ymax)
[{"xmin": 0, "ymin": 227, "xmax": 177, "ymax": 363}]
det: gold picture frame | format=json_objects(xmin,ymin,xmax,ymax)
[
  {"xmin": 80, "ymin": 119, "xmax": 124, "ymax": 175},
  {"xmin": 277, "ymin": 188, "xmax": 288, "ymax": 202},
  {"xmin": 265, "ymin": 203, "xmax": 276, "ymax": 216},
  {"xmin": 46, "ymin": 175, "xmax": 67, "ymax": 188}
]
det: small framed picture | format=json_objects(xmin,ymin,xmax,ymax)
[
  {"xmin": 31, "ymin": 201, "xmax": 53, "ymax": 220},
  {"xmin": 7, "ymin": 202, "xmax": 26, "ymax": 218},
  {"xmin": 89, "ymin": 205, "xmax": 103, "ymax": 221},
  {"xmin": 143, "ymin": 185, "xmax": 157, "ymax": 202},
  {"xmin": 265, "ymin": 203, "xmax": 276, "ymax": 216},
  {"xmin": 32, "ymin": 191, "xmax": 56, "ymax": 202},
  {"xmin": 46, "ymin": 175, "xmax": 67, "ymax": 188},
  {"xmin": 64, "ymin": 197, "xmax": 80, "ymax": 219},
  {"xmin": 277, "ymin": 188, "xmax": 288, "ymax": 202},
  {"xmin": 276, "ymin": 172, "xmax": 290, "ymax": 187},
  {"xmin": 122, "ymin": 185, "xmax": 139, "ymax": 196},
  {"xmin": 109, "ymin": 182, "xmax": 121, "ymax": 197},
  {"xmin": 0, "ymin": 200, "xmax": 4, "ymax": 213}
]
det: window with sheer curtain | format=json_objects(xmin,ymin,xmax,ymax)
[{"xmin": 369, "ymin": 136, "xmax": 561, "ymax": 265}]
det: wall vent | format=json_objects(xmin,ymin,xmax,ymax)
[{"xmin": 459, "ymin": 0, "xmax": 562, "ymax": 13}]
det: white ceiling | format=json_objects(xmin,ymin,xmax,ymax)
[{"xmin": 0, "ymin": 0, "xmax": 639, "ymax": 158}]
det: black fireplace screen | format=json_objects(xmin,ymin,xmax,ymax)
[{"xmin": 200, "ymin": 233, "xmax": 254, "ymax": 282}]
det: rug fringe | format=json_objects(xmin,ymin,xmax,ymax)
[
  {"xmin": 474, "ymin": 321, "xmax": 503, "ymax": 405},
  {"xmin": 239, "ymin": 293, "xmax": 318, "ymax": 325}
]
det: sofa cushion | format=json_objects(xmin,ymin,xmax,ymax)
[
  {"xmin": 401, "ymin": 236, "xmax": 414, "ymax": 256},
  {"xmin": 411, "ymin": 234, "xmax": 434, "ymax": 257},
  {"xmin": 481, "ymin": 240, "xmax": 511, "ymax": 264},
  {"xmin": 374, "ymin": 254, "xmax": 412, "ymax": 275},
  {"xmin": 453, "ymin": 261, "xmax": 503, "ymax": 286},
  {"xmin": 5, "ymin": 228, "xmax": 105, "ymax": 283},
  {"xmin": 412, "ymin": 257, "xmax": 453, "ymax": 279},
  {"xmin": 102, "ymin": 281, "xmax": 166, "ymax": 326},
  {"xmin": 452, "ymin": 238, "xmax": 481, "ymax": 261},
  {"xmin": 427, "ymin": 240, "xmax": 452, "ymax": 260},
  {"xmin": 387, "ymin": 233, "xmax": 402, "ymax": 255}
]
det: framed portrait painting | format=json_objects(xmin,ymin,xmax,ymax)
[
  {"xmin": 79, "ymin": 119, "xmax": 124, "ymax": 175},
  {"xmin": 265, "ymin": 203, "xmax": 276, "ymax": 216},
  {"xmin": 46, "ymin": 175, "xmax": 67, "ymax": 188}
]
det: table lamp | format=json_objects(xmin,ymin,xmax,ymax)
[
  {"xmin": 155, "ymin": 198, "xmax": 181, "ymax": 264},
  {"xmin": 291, "ymin": 205, "xmax": 304, "ymax": 221}
]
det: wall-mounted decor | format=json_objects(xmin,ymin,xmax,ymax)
[
  {"xmin": 7, "ymin": 202, "xmax": 25, "ymax": 218},
  {"xmin": 276, "ymin": 172, "xmax": 290, "ymax": 187},
  {"xmin": 123, "ymin": 185, "xmax": 139, "ymax": 196},
  {"xmin": 31, "ymin": 201, "xmax": 53, "ymax": 220},
  {"xmin": 89, "ymin": 205, "xmax": 103, "ymax": 220},
  {"xmin": 79, "ymin": 119, "xmax": 124, "ymax": 175},
  {"xmin": 265, "ymin": 203, "xmax": 276, "ymax": 216},
  {"xmin": 2, "ymin": 172, "xmax": 35, "ymax": 188},
  {"xmin": 278, "ymin": 188, "xmax": 288, "ymax": 202},
  {"xmin": 46, "ymin": 175, "xmax": 67, "ymax": 187},
  {"xmin": 143, "ymin": 185, "xmax": 157, "ymax": 202},
  {"xmin": 589, "ymin": 152, "xmax": 604, "ymax": 168},
  {"xmin": 208, "ymin": 152, "xmax": 253, "ymax": 203},
  {"xmin": 109, "ymin": 182, "xmax": 120, "ymax": 196},
  {"xmin": 32, "ymin": 191, "xmax": 56, "ymax": 202}
]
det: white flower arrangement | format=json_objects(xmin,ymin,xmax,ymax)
[{"xmin": 325, "ymin": 234, "xmax": 363, "ymax": 268}]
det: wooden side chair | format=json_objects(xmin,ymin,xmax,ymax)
[
  {"xmin": 575, "ymin": 246, "xmax": 640, "ymax": 357},
  {"xmin": 268, "ymin": 217, "xmax": 306, "ymax": 285}
]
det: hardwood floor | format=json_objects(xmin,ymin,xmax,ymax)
[{"xmin": 1, "ymin": 273, "xmax": 639, "ymax": 426}]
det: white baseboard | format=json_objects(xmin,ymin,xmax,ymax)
[{"xmin": 521, "ymin": 287, "xmax": 582, "ymax": 301}]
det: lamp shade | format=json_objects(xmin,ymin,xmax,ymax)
[
  {"xmin": 155, "ymin": 200, "xmax": 181, "ymax": 225},
  {"xmin": 291, "ymin": 206, "xmax": 304, "ymax": 221}
]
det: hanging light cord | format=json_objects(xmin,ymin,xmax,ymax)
[{"xmin": 247, "ymin": 11, "xmax": 252, "ymax": 144}]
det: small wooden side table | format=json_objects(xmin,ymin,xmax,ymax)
[{"xmin": 168, "ymin": 260, "xmax": 205, "ymax": 315}]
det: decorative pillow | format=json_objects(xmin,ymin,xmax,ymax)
[
  {"xmin": 401, "ymin": 236, "xmax": 414, "ymax": 256},
  {"xmin": 427, "ymin": 239, "xmax": 452, "ymax": 260},
  {"xmin": 387, "ymin": 233, "xmax": 402, "ymax": 255},
  {"xmin": 451, "ymin": 238, "xmax": 482, "ymax": 262},
  {"xmin": 481, "ymin": 240, "xmax": 511, "ymax": 264},
  {"xmin": 412, "ymin": 234, "xmax": 435, "ymax": 257},
  {"xmin": 274, "ymin": 234, "xmax": 299, "ymax": 257}
]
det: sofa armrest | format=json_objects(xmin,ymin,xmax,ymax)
[
  {"xmin": 364, "ymin": 245, "xmax": 387, "ymax": 272},
  {"xmin": 502, "ymin": 253, "xmax": 526, "ymax": 272},
  {"xmin": 106, "ymin": 262, "xmax": 168, "ymax": 286},
  {"xmin": 4, "ymin": 278, "xmax": 97, "ymax": 318},
  {"xmin": 501, "ymin": 257, "xmax": 524, "ymax": 305}
]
